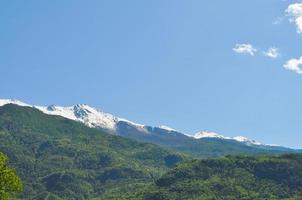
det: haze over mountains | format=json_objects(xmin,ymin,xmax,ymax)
[{"xmin": 0, "ymin": 99, "xmax": 299, "ymax": 157}]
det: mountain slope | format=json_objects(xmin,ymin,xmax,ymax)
[
  {"xmin": 0, "ymin": 104, "xmax": 185, "ymax": 199},
  {"xmin": 136, "ymin": 154, "xmax": 302, "ymax": 200},
  {"xmin": 0, "ymin": 99, "xmax": 299, "ymax": 157},
  {"xmin": 116, "ymin": 121, "xmax": 298, "ymax": 157}
]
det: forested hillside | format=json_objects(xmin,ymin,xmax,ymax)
[
  {"xmin": 0, "ymin": 104, "xmax": 185, "ymax": 199},
  {"xmin": 1, "ymin": 100, "xmax": 299, "ymax": 158},
  {"xmin": 138, "ymin": 154, "xmax": 302, "ymax": 200},
  {"xmin": 1, "ymin": 104, "xmax": 302, "ymax": 200}
]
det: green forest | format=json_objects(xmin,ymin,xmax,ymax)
[
  {"xmin": 0, "ymin": 104, "xmax": 302, "ymax": 199},
  {"xmin": 0, "ymin": 104, "xmax": 185, "ymax": 199},
  {"xmin": 139, "ymin": 154, "xmax": 302, "ymax": 200}
]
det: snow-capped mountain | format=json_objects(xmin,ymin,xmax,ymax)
[
  {"xmin": 194, "ymin": 131, "xmax": 229, "ymax": 140},
  {"xmin": 0, "ymin": 99, "xmax": 30, "ymax": 107},
  {"xmin": 233, "ymin": 136, "xmax": 262, "ymax": 146},
  {"xmin": 0, "ymin": 99, "xmax": 276, "ymax": 147},
  {"xmin": 193, "ymin": 131, "xmax": 263, "ymax": 146},
  {"xmin": 0, "ymin": 99, "xmax": 158, "ymax": 137},
  {"xmin": 0, "ymin": 99, "xmax": 146, "ymax": 133},
  {"xmin": 36, "ymin": 104, "xmax": 119, "ymax": 131}
]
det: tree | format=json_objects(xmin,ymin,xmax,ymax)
[{"xmin": 0, "ymin": 152, "xmax": 22, "ymax": 200}]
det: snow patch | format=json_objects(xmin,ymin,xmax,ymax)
[
  {"xmin": 193, "ymin": 131, "xmax": 264, "ymax": 146},
  {"xmin": 194, "ymin": 131, "xmax": 229, "ymax": 139},
  {"xmin": 159, "ymin": 125, "xmax": 178, "ymax": 132},
  {"xmin": 0, "ymin": 99, "xmax": 30, "ymax": 107},
  {"xmin": 233, "ymin": 136, "xmax": 262, "ymax": 146}
]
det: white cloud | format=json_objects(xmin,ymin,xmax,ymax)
[
  {"xmin": 283, "ymin": 56, "xmax": 302, "ymax": 74},
  {"xmin": 233, "ymin": 44, "xmax": 257, "ymax": 56},
  {"xmin": 264, "ymin": 48, "xmax": 280, "ymax": 59},
  {"xmin": 286, "ymin": 3, "xmax": 302, "ymax": 33}
]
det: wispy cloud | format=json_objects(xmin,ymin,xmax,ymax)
[
  {"xmin": 264, "ymin": 48, "xmax": 280, "ymax": 59},
  {"xmin": 286, "ymin": 3, "xmax": 302, "ymax": 33},
  {"xmin": 233, "ymin": 44, "xmax": 280, "ymax": 59},
  {"xmin": 273, "ymin": 17, "xmax": 283, "ymax": 25},
  {"xmin": 233, "ymin": 44, "xmax": 257, "ymax": 56},
  {"xmin": 284, "ymin": 56, "xmax": 302, "ymax": 74}
]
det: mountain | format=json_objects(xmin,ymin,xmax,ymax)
[
  {"xmin": 0, "ymin": 104, "xmax": 185, "ymax": 199},
  {"xmin": 193, "ymin": 131, "xmax": 262, "ymax": 145},
  {"xmin": 0, "ymin": 99, "xmax": 299, "ymax": 157},
  {"xmin": 1, "ymin": 102, "xmax": 302, "ymax": 199},
  {"xmin": 133, "ymin": 154, "xmax": 302, "ymax": 200}
]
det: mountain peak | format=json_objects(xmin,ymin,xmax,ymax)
[
  {"xmin": 0, "ymin": 99, "xmax": 275, "ymax": 148},
  {"xmin": 0, "ymin": 99, "xmax": 29, "ymax": 107}
]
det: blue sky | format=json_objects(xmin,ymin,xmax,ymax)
[{"xmin": 1, "ymin": 0, "xmax": 302, "ymax": 148}]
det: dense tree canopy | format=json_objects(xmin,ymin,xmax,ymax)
[
  {"xmin": 139, "ymin": 154, "xmax": 302, "ymax": 200},
  {"xmin": 0, "ymin": 152, "xmax": 22, "ymax": 200},
  {"xmin": 1, "ymin": 104, "xmax": 302, "ymax": 199},
  {"xmin": 0, "ymin": 104, "xmax": 185, "ymax": 199}
]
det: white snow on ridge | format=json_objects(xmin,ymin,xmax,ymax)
[
  {"xmin": 0, "ymin": 98, "xmax": 269, "ymax": 147},
  {"xmin": 194, "ymin": 131, "xmax": 229, "ymax": 139},
  {"xmin": 193, "ymin": 131, "xmax": 264, "ymax": 146},
  {"xmin": 118, "ymin": 118, "xmax": 145, "ymax": 128},
  {"xmin": 36, "ymin": 104, "xmax": 118, "ymax": 130},
  {"xmin": 0, "ymin": 99, "xmax": 118, "ymax": 130},
  {"xmin": 0, "ymin": 99, "xmax": 30, "ymax": 107},
  {"xmin": 233, "ymin": 136, "xmax": 262, "ymax": 146},
  {"xmin": 159, "ymin": 125, "xmax": 178, "ymax": 132},
  {"xmin": 36, "ymin": 105, "xmax": 79, "ymax": 121},
  {"xmin": 117, "ymin": 118, "xmax": 149, "ymax": 133}
]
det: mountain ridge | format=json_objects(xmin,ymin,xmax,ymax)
[
  {"xmin": 0, "ymin": 99, "xmax": 300, "ymax": 157},
  {"xmin": 0, "ymin": 98, "xmax": 280, "ymax": 148},
  {"xmin": 0, "ymin": 104, "xmax": 186, "ymax": 199}
]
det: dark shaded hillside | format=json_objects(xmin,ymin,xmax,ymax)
[
  {"xmin": 116, "ymin": 121, "xmax": 298, "ymax": 157},
  {"xmin": 140, "ymin": 154, "xmax": 302, "ymax": 200},
  {"xmin": 0, "ymin": 104, "xmax": 185, "ymax": 200}
]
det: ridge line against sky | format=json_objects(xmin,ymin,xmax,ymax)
[{"xmin": 1, "ymin": 0, "xmax": 302, "ymax": 148}]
